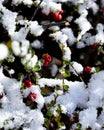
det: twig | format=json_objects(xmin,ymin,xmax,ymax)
[
  {"xmin": 2, "ymin": 64, "xmax": 12, "ymax": 78},
  {"xmin": 98, "ymin": 47, "xmax": 104, "ymax": 55},
  {"xmin": 31, "ymin": 0, "xmax": 43, "ymax": 21},
  {"xmin": 70, "ymin": 63, "xmax": 85, "ymax": 83},
  {"xmin": 42, "ymin": 21, "xmax": 70, "ymax": 29}
]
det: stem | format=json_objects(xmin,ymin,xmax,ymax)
[
  {"xmin": 42, "ymin": 21, "xmax": 70, "ymax": 29},
  {"xmin": 62, "ymin": 75, "xmax": 65, "ymax": 92},
  {"xmin": 98, "ymin": 46, "xmax": 104, "ymax": 55},
  {"xmin": 31, "ymin": 0, "xmax": 43, "ymax": 21},
  {"xmin": 2, "ymin": 64, "xmax": 12, "ymax": 78},
  {"xmin": 70, "ymin": 63, "xmax": 85, "ymax": 83}
]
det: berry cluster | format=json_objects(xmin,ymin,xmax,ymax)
[
  {"xmin": 23, "ymin": 80, "xmax": 37, "ymax": 101},
  {"xmin": 43, "ymin": 54, "xmax": 52, "ymax": 66}
]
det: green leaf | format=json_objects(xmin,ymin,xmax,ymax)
[
  {"xmin": 50, "ymin": 100, "xmax": 55, "ymax": 106},
  {"xmin": 47, "ymin": 110, "xmax": 53, "ymax": 117},
  {"xmin": 64, "ymin": 60, "xmax": 71, "ymax": 65},
  {"xmin": 63, "ymin": 84, "xmax": 69, "ymax": 91},
  {"xmin": 18, "ymin": 73, "xmax": 24, "ymax": 80},
  {"xmin": 54, "ymin": 86, "xmax": 60, "ymax": 91},
  {"xmin": 56, "ymin": 104, "xmax": 62, "ymax": 113},
  {"xmin": 46, "ymin": 103, "xmax": 51, "ymax": 108},
  {"xmin": 76, "ymin": 123, "xmax": 82, "ymax": 130},
  {"xmin": 35, "ymin": 63, "xmax": 40, "ymax": 70},
  {"xmin": 60, "ymin": 122, "xmax": 65, "ymax": 126},
  {"xmin": 59, "ymin": 68, "xmax": 71, "ymax": 78},
  {"xmin": 7, "ymin": 55, "xmax": 15, "ymax": 63},
  {"xmin": 44, "ymin": 118, "xmax": 50, "ymax": 127},
  {"xmin": 3, "ymin": 119, "xmax": 9, "ymax": 125},
  {"xmin": 63, "ymin": 71, "xmax": 71, "ymax": 78},
  {"xmin": 57, "ymin": 104, "xmax": 61, "ymax": 109},
  {"xmin": 95, "ymin": 67, "xmax": 100, "ymax": 72}
]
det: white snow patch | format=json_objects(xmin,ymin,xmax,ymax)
[{"xmin": 0, "ymin": 44, "xmax": 9, "ymax": 60}]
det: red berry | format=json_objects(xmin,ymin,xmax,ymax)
[
  {"xmin": 84, "ymin": 66, "xmax": 91, "ymax": 73},
  {"xmin": 51, "ymin": 12, "xmax": 62, "ymax": 21},
  {"xmin": 0, "ymin": 93, "xmax": 3, "ymax": 99},
  {"xmin": 24, "ymin": 80, "xmax": 32, "ymax": 88},
  {"xmin": 59, "ymin": 10, "xmax": 64, "ymax": 14},
  {"xmin": 43, "ymin": 54, "xmax": 52, "ymax": 62},
  {"xmin": 54, "ymin": 13, "xmax": 62, "ymax": 21},
  {"xmin": 29, "ymin": 92, "xmax": 37, "ymax": 101},
  {"xmin": 92, "ymin": 43, "xmax": 98, "ymax": 49},
  {"xmin": 43, "ymin": 61, "xmax": 49, "ymax": 66}
]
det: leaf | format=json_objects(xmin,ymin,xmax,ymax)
[
  {"xmin": 7, "ymin": 55, "xmax": 15, "ymax": 63},
  {"xmin": 50, "ymin": 100, "xmax": 55, "ymax": 106},
  {"xmin": 63, "ymin": 71, "xmax": 71, "ymax": 78},
  {"xmin": 44, "ymin": 118, "xmax": 50, "ymax": 127},
  {"xmin": 3, "ymin": 119, "xmax": 9, "ymax": 125},
  {"xmin": 59, "ymin": 68, "xmax": 71, "ymax": 78},
  {"xmin": 33, "ymin": 63, "xmax": 40, "ymax": 71},
  {"xmin": 95, "ymin": 67, "xmax": 100, "ymax": 72},
  {"xmin": 47, "ymin": 110, "xmax": 53, "ymax": 117},
  {"xmin": 64, "ymin": 60, "xmax": 71, "ymax": 65},
  {"xmin": 76, "ymin": 123, "xmax": 82, "ymax": 130},
  {"xmin": 63, "ymin": 84, "xmax": 69, "ymax": 91}
]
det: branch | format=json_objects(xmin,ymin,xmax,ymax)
[
  {"xmin": 42, "ymin": 21, "xmax": 70, "ymax": 29},
  {"xmin": 70, "ymin": 63, "xmax": 85, "ymax": 83},
  {"xmin": 31, "ymin": 0, "xmax": 43, "ymax": 21}
]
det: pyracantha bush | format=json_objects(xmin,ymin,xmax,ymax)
[{"xmin": 0, "ymin": 0, "xmax": 104, "ymax": 130}]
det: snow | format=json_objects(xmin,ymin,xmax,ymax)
[
  {"xmin": 78, "ymin": 0, "xmax": 99, "ymax": 15},
  {"xmin": 1, "ymin": 0, "xmax": 104, "ymax": 129},
  {"xmin": 23, "ymin": 85, "xmax": 44, "ymax": 109},
  {"xmin": 11, "ymin": 28, "xmax": 29, "ymax": 41},
  {"xmin": 95, "ymin": 23, "xmax": 104, "ymax": 44},
  {"xmin": 61, "ymin": 27, "xmax": 76, "ymax": 46},
  {"xmin": 75, "ymin": 10, "xmax": 92, "ymax": 41},
  {"xmin": 79, "ymin": 107, "xmax": 97, "ymax": 129},
  {"xmin": 12, "ymin": 40, "xmax": 29, "ymax": 57},
  {"xmin": 12, "ymin": 0, "xmax": 33, "ymax": 6},
  {"xmin": 56, "ymin": 81, "xmax": 87, "ymax": 114},
  {"xmin": 0, "ymin": 68, "xmax": 45, "ymax": 129},
  {"xmin": 76, "ymin": 41, "xmax": 86, "ymax": 48},
  {"xmin": 29, "ymin": 21, "xmax": 44, "ymax": 36},
  {"xmin": 50, "ymin": 64, "xmax": 58, "ymax": 77},
  {"xmin": 50, "ymin": 31, "xmax": 68, "ymax": 44},
  {"xmin": 31, "ymin": 40, "xmax": 43, "ymax": 49},
  {"xmin": 11, "ymin": 41, "xmax": 21, "ymax": 56},
  {"xmin": 63, "ymin": 47, "xmax": 71, "ymax": 61},
  {"xmin": 49, "ymin": 25, "xmax": 60, "ymax": 31},
  {"xmin": 2, "ymin": 9, "xmax": 17, "ymax": 35},
  {"xmin": 41, "ymin": 1, "xmax": 62, "ymax": 15},
  {"xmin": 49, "ymin": 31, "xmax": 72, "ymax": 61},
  {"xmin": 37, "ymin": 71, "xmax": 104, "ymax": 129},
  {"xmin": 27, "ymin": 55, "xmax": 38, "ymax": 68},
  {"xmin": 38, "ymin": 78, "xmax": 64, "ymax": 88},
  {"xmin": 87, "ymin": 71, "xmax": 104, "ymax": 108},
  {"xmin": 69, "ymin": 61, "xmax": 83, "ymax": 75},
  {"xmin": 0, "ymin": 44, "xmax": 9, "ymax": 60}
]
